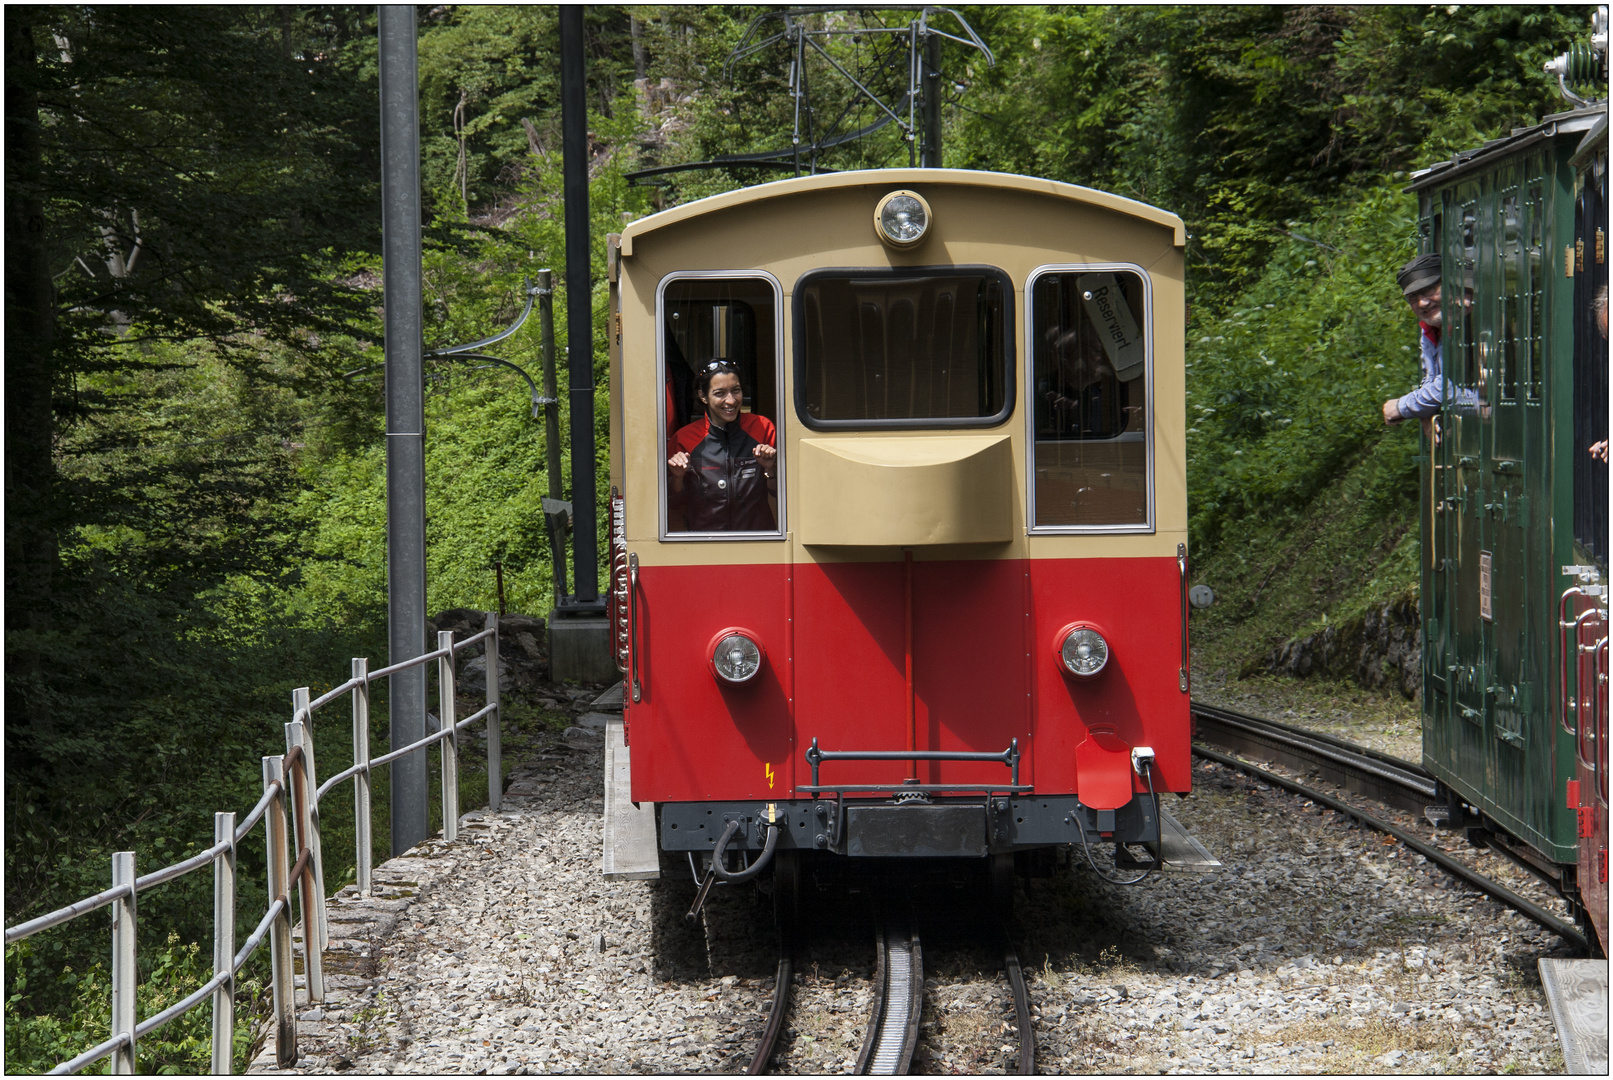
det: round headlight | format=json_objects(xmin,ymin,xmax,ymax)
[
  {"xmin": 874, "ymin": 190, "xmax": 931, "ymax": 247},
  {"xmin": 1060, "ymin": 627, "xmax": 1109, "ymax": 678},
  {"xmin": 712, "ymin": 632, "xmax": 762, "ymax": 684}
]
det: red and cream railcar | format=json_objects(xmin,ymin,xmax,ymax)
[{"xmin": 606, "ymin": 170, "xmax": 1190, "ymax": 885}]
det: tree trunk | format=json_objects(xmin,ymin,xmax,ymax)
[
  {"xmin": 6, "ymin": 14, "xmax": 59, "ymax": 735},
  {"xmin": 630, "ymin": 15, "xmax": 646, "ymax": 83}
]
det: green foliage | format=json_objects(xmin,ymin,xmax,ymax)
[
  {"xmin": 291, "ymin": 102, "xmax": 649, "ymax": 621},
  {"xmin": 631, "ymin": 6, "xmax": 970, "ymax": 203},
  {"xmin": 23, "ymin": 5, "xmax": 380, "ymax": 389},
  {"xmin": 949, "ymin": 4, "xmax": 1589, "ymax": 308},
  {"xmin": 5, "ymin": 6, "xmax": 625, "ymax": 1068},
  {"xmin": 415, "ymin": 6, "xmax": 635, "ymax": 217},
  {"xmin": 6, "ymin": 934, "xmax": 263, "ymax": 1074},
  {"xmin": 1187, "ymin": 448, "xmax": 1421, "ymax": 685},
  {"xmin": 8, "ymin": 2, "xmax": 1603, "ymax": 1062},
  {"xmin": 1178, "ymin": 176, "xmax": 1431, "ymax": 678},
  {"xmin": 1185, "ymin": 179, "xmax": 1423, "ymax": 553}
]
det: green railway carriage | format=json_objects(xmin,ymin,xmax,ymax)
[{"xmin": 1408, "ymin": 100, "xmax": 1608, "ymax": 949}]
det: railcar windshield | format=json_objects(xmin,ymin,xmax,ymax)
[
  {"xmin": 1028, "ymin": 267, "xmax": 1152, "ymax": 530},
  {"xmin": 794, "ymin": 266, "xmax": 1012, "ymax": 428}
]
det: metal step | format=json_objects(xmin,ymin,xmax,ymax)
[
  {"xmin": 602, "ymin": 718, "xmax": 659, "ymax": 880},
  {"xmin": 592, "ymin": 681, "xmax": 625, "ymax": 712},
  {"xmin": 1539, "ymin": 958, "xmax": 1608, "ymax": 1075},
  {"xmin": 1158, "ymin": 810, "xmax": 1222, "ymax": 872}
]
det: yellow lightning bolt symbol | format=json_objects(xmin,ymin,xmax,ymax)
[{"xmin": 765, "ymin": 762, "xmax": 775, "ymax": 789}]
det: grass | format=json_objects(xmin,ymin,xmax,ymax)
[
  {"xmin": 1190, "ymin": 445, "xmax": 1419, "ymax": 692},
  {"xmin": 1275, "ymin": 1014, "xmax": 1465, "ymax": 1066},
  {"xmin": 1186, "ymin": 443, "xmax": 1430, "ymax": 759}
]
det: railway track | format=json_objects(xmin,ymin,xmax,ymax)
[
  {"xmin": 1190, "ymin": 702, "xmax": 1590, "ymax": 954},
  {"xmin": 1192, "ymin": 702, "xmax": 1436, "ymax": 813},
  {"xmin": 853, "ymin": 920, "xmax": 923, "ymax": 1074},
  {"xmin": 738, "ymin": 702, "xmax": 1585, "ymax": 1072},
  {"xmin": 748, "ymin": 912, "xmax": 1035, "ymax": 1074},
  {"xmin": 748, "ymin": 935, "xmax": 793, "ymax": 1076}
]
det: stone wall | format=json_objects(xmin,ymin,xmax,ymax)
[
  {"xmin": 1255, "ymin": 594, "xmax": 1421, "ymax": 699},
  {"xmin": 428, "ymin": 608, "xmax": 550, "ymax": 692}
]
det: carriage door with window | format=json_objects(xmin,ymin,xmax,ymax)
[
  {"xmin": 1487, "ymin": 163, "xmax": 1545, "ymax": 819},
  {"xmin": 1439, "ymin": 184, "xmax": 1490, "ymax": 778}
]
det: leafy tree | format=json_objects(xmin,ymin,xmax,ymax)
[
  {"xmin": 4, "ymin": 5, "xmax": 383, "ymax": 1047},
  {"xmin": 413, "ymin": 5, "xmax": 636, "ymax": 219},
  {"xmin": 5, "ymin": 5, "xmax": 381, "ymax": 742},
  {"xmin": 948, "ymin": 4, "xmax": 1590, "ymax": 308}
]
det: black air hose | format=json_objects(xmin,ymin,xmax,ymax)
[{"xmin": 710, "ymin": 818, "xmax": 781, "ymax": 882}]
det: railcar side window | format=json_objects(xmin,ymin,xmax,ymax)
[
  {"xmin": 794, "ymin": 267, "xmax": 1012, "ymax": 428},
  {"xmin": 1527, "ymin": 182, "xmax": 1544, "ymax": 400},
  {"xmin": 660, "ymin": 275, "xmax": 783, "ymax": 537},
  {"xmin": 1029, "ymin": 268, "xmax": 1151, "ymax": 529},
  {"xmin": 1457, "ymin": 199, "xmax": 1480, "ymax": 391},
  {"xmin": 1501, "ymin": 192, "xmax": 1521, "ymax": 400}
]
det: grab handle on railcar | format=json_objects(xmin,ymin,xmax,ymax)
[
  {"xmin": 1574, "ymin": 609, "xmax": 1600, "ymax": 760},
  {"xmin": 1576, "ymin": 607, "xmax": 1606, "ymax": 768},
  {"xmin": 629, "ymin": 553, "xmax": 642, "ymax": 703},
  {"xmin": 803, "ymin": 737, "xmax": 1021, "ymax": 790},
  {"xmin": 1560, "ymin": 586, "xmax": 1589, "ymax": 734},
  {"xmin": 1178, "ymin": 543, "xmax": 1189, "ymax": 693},
  {"xmin": 1598, "ymin": 636, "xmax": 1609, "ymax": 806}
]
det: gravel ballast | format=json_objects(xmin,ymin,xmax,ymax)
[{"xmin": 251, "ymin": 702, "xmax": 1576, "ymax": 1075}]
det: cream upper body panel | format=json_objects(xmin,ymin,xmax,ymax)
[
  {"xmin": 614, "ymin": 170, "xmax": 1186, "ymax": 568},
  {"xmin": 619, "ymin": 169, "xmax": 1187, "ymax": 253}
]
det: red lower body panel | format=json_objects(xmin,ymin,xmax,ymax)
[
  {"xmin": 627, "ymin": 555, "xmax": 1191, "ymax": 809},
  {"xmin": 1028, "ymin": 557, "xmax": 1193, "ymax": 798}
]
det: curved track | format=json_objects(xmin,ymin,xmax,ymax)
[
  {"xmin": 855, "ymin": 921, "xmax": 923, "ymax": 1075},
  {"xmin": 747, "ymin": 940, "xmax": 793, "ymax": 1075},
  {"xmin": 1191, "ymin": 703, "xmax": 1589, "ymax": 953},
  {"xmin": 1192, "ymin": 702, "xmax": 1435, "ymax": 812},
  {"xmin": 747, "ymin": 910, "xmax": 1036, "ymax": 1074},
  {"xmin": 1000, "ymin": 934, "xmax": 1036, "ymax": 1075}
]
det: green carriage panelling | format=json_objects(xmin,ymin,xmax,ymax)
[{"xmin": 1409, "ymin": 106, "xmax": 1605, "ymax": 867}]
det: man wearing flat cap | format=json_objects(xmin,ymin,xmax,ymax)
[{"xmin": 1382, "ymin": 253, "xmax": 1447, "ymax": 438}]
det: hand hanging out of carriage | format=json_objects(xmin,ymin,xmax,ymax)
[
  {"xmin": 1381, "ymin": 254, "xmax": 1483, "ymax": 443},
  {"xmin": 667, "ymin": 360, "xmax": 779, "ymax": 532}
]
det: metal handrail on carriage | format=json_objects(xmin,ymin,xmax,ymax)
[{"xmin": 3, "ymin": 618, "xmax": 503, "ymax": 1075}]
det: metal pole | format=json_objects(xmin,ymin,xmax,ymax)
[
  {"xmin": 907, "ymin": 22, "xmax": 918, "ymax": 167},
  {"xmin": 110, "ymin": 851, "xmax": 137, "ymax": 1075},
  {"xmin": 791, "ymin": 24, "xmax": 803, "ymax": 177},
  {"xmin": 802, "ymin": 29, "xmax": 818, "ymax": 176},
  {"xmin": 352, "ymin": 658, "xmax": 372, "ymax": 896},
  {"xmin": 263, "ymin": 757, "xmax": 297, "ymax": 1069},
  {"xmin": 921, "ymin": 31, "xmax": 943, "ymax": 168},
  {"xmin": 485, "ymin": 611, "xmax": 502, "ymax": 812},
  {"xmin": 438, "ymin": 631, "xmax": 460, "ymax": 842},
  {"xmin": 380, "ymin": 3, "xmax": 429, "ymax": 855},
  {"xmin": 560, "ymin": 5, "xmax": 600, "ymax": 607},
  {"xmin": 538, "ymin": 268, "xmax": 569, "ymax": 607},
  {"xmin": 211, "ymin": 812, "xmax": 236, "ymax": 1075}
]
